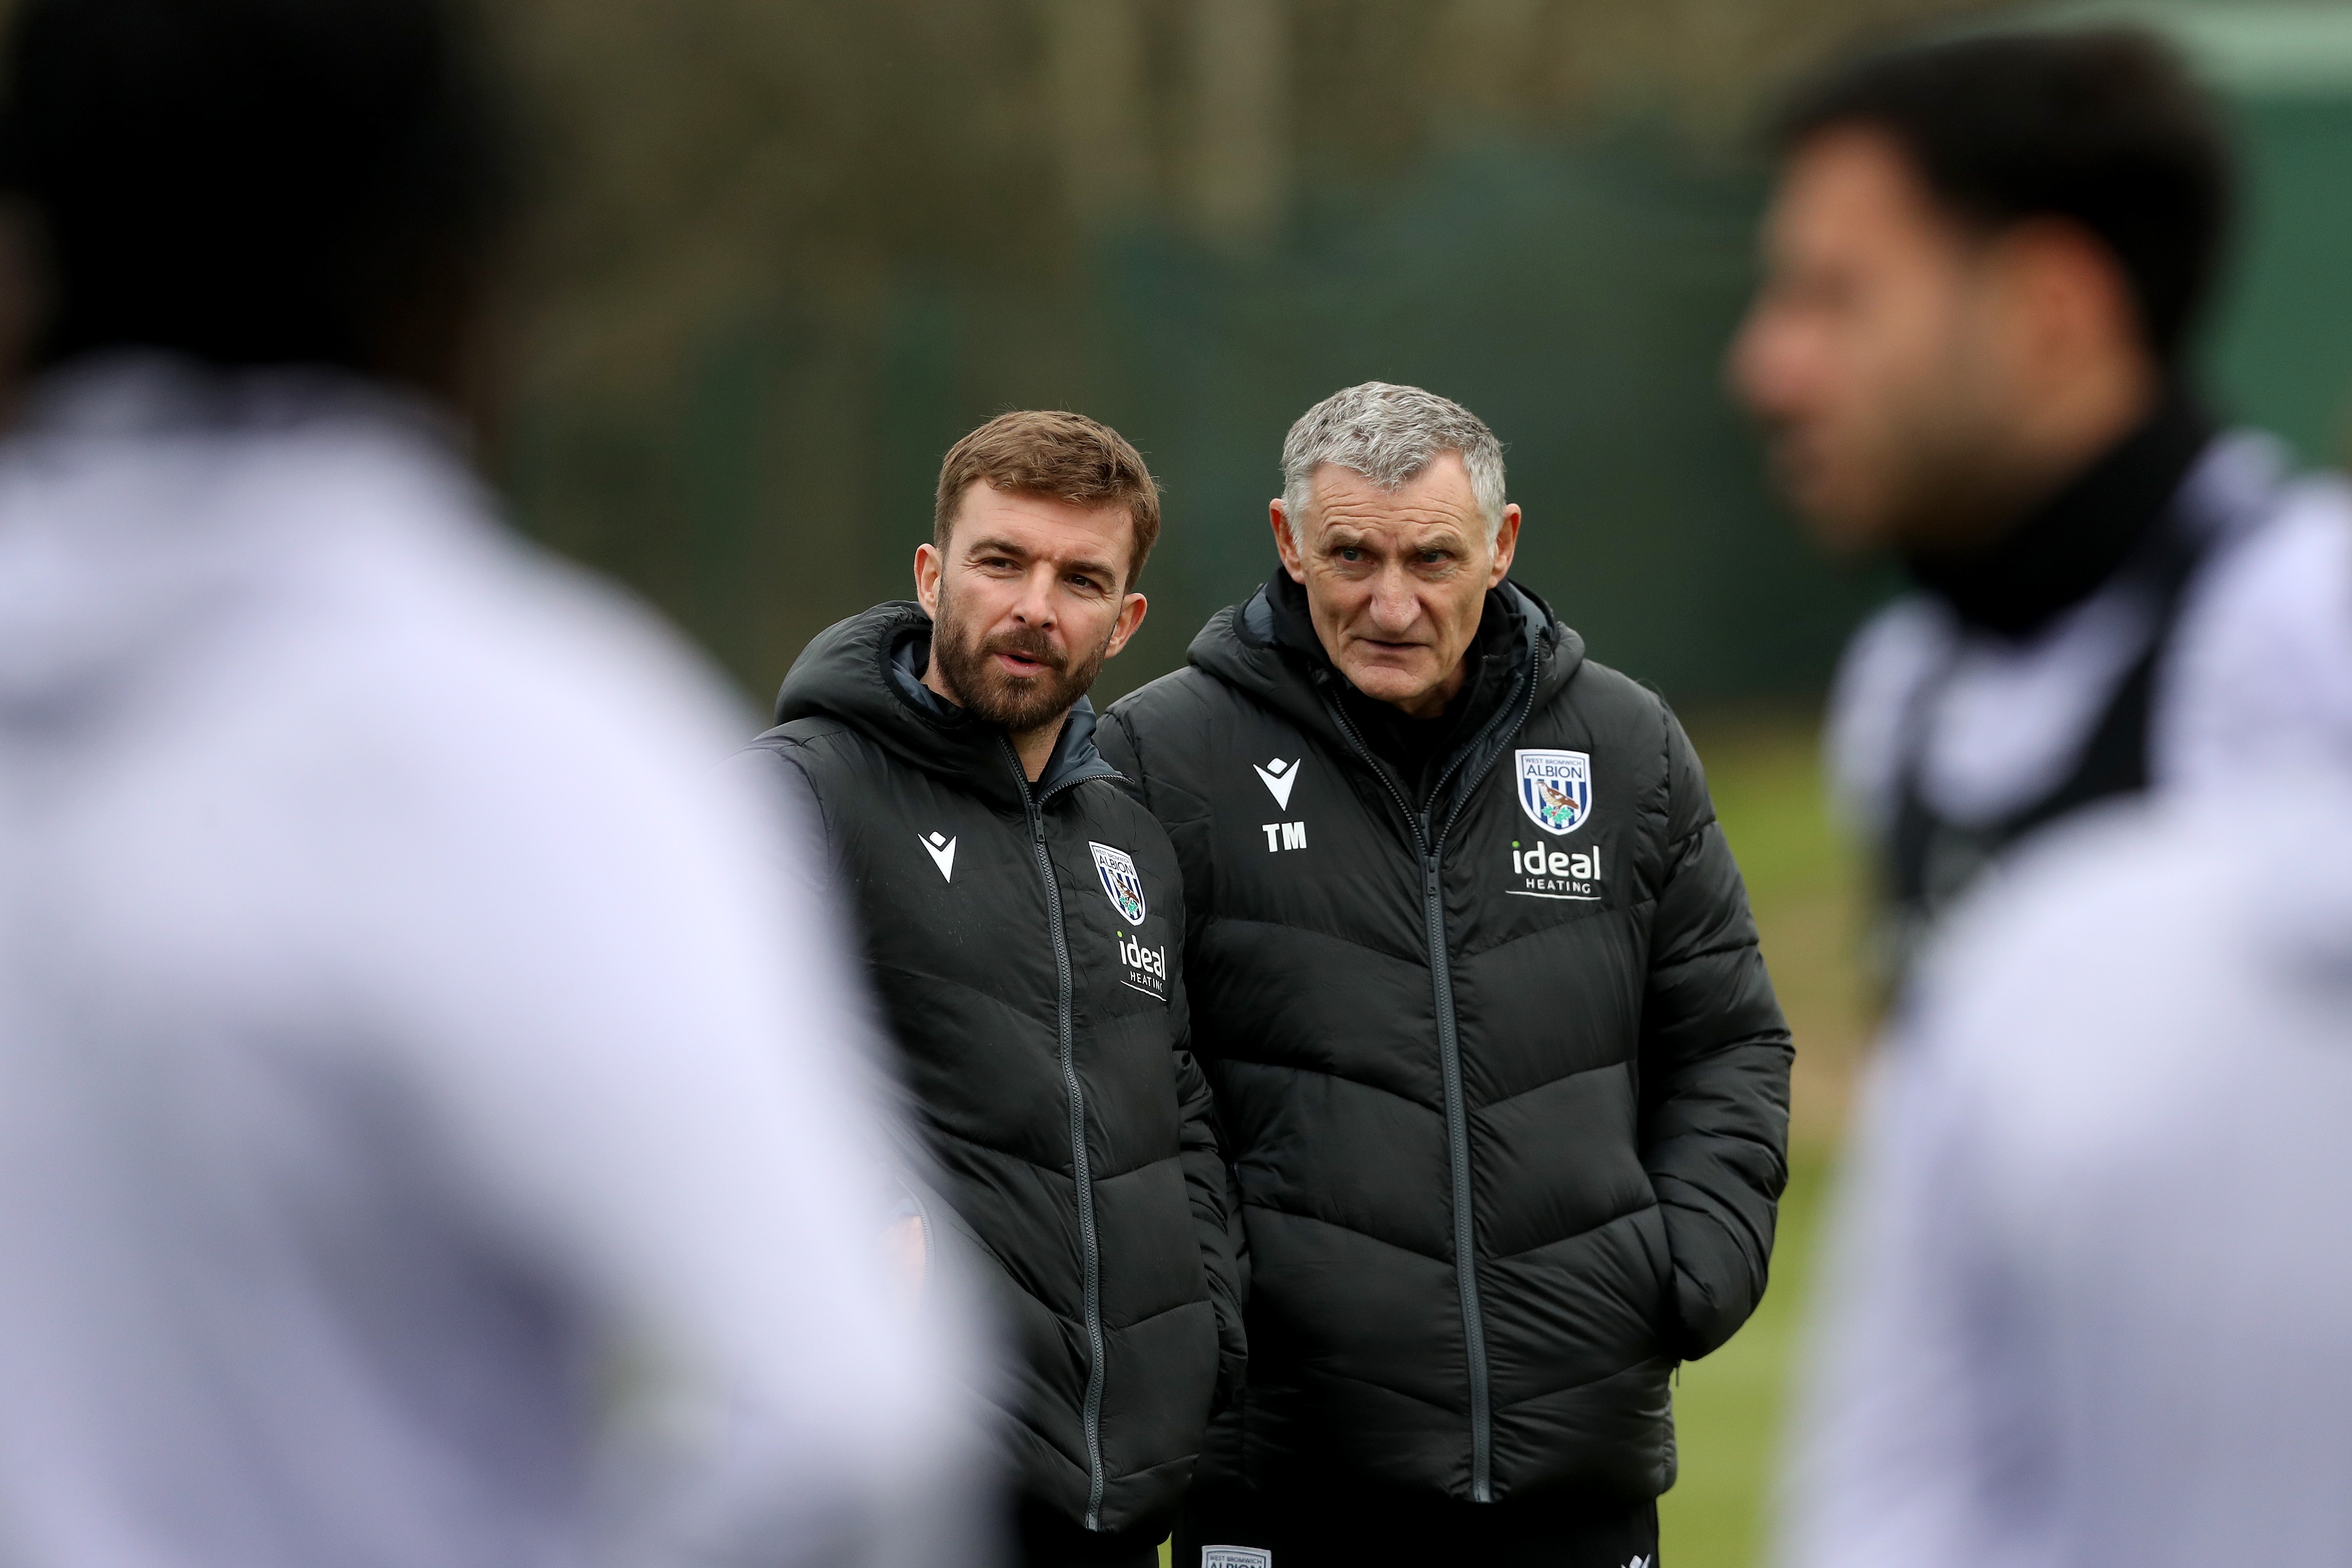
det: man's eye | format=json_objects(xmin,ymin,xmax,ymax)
[{"xmin": 1337, "ymin": 547, "xmax": 1363, "ymax": 562}]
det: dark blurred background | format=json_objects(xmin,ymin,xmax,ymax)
[{"xmin": 489, "ymin": 0, "xmax": 2352, "ymax": 713}]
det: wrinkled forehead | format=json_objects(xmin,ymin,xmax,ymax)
[
  {"xmin": 953, "ymin": 481, "xmax": 1138, "ymax": 570},
  {"xmin": 1303, "ymin": 455, "xmax": 1485, "ymax": 541}
]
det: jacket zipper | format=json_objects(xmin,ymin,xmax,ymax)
[
  {"xmin": 1320, "ymin": 660, "xmax": 1541, "ymax": 1504},
  {"xmin": 1008, "ymin": 741, "xmax": 1109, "ymax": 1529}
]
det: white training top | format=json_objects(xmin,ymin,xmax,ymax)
[
  {"xmin": 0, "ymin": 357, "xmax": 981, "ymax": 1568},
  {"xmin": 1782, "ymin": 770, "xmax": 2352, "ymax": 1568},
  {"xmin": 1825, "ymin": 432, "xmax": 2352, "ymax": 838}
]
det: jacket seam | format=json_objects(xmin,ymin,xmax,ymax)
[
  {"xmin": 1650, "ymin": 937, "xmax": 1766, "ymax": 969},
  {"xmin": 1640, "ymin": 1027, "xmax": 1792, "ymax": 1069},
  {"xmin": 1461, "ymin": 907, "xmax": 1636, "ymax": 962},
  {"xmin": 1238, "ymin": 1199, "xmax": 1462, "ymax": 1268},
  {"xmin": 1486, "ymin": 1354, "xmax": 1680, "ymax": 1411},
  {"xmin": 1097, "ymin": 1295, "xmax": 1219, "ymax": 1334},
  {"xmin": 1278, "ymin": 1361, "xmax": 1479, "ymax": 1415},
  {"xmin": 925, "ymin": 1122, "xmax": 1187, "ymax": 1185},
  {"xmin": 1464, "ymin": 1056, "xmax": 1639, "ymax": 1112},
  {"xmin": 1210, "ymin": 1042, "xmax": 1634, "ymax": 1111},
  {"xmin": 1656, "ymin": 1190, "xmax": 1773, "ymax": 1266},
  {"xmin": 1481, "ymin": 1200, "xmax": 1664, "ymax": 1265},
  {"xmin": 1200, "ymin": 911, "xmax": 1438, "ymax": 965},
  {"xmin": 1208, "ymin": 1060, "xmax": 1455, "ymax": 1115}
]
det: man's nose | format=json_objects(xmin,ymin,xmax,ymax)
[
  {"xmin": 1010, "ymin": 564, "xmax": 1060, "ymax": 628},
  {"xmin": 1728, "ymin": 307, "xmax": 1807, "ymax": 418},
  {"xmin": 1368, "ymin": 567, "xmax": 1422, "ymax": 633}
]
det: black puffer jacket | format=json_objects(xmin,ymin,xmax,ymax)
[
  {"xmin": 735, "ymin": 602, "xmax": 1246, "ymax": 1534},
  {"xmin": 1097, "ymin": 575, "xmax": 1791, "ymax": 1505}
]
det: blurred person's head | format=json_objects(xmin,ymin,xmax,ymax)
[
  {"xmin": 1270, "ymin": 381, "xmax": 1523, "ymax": 718},
  {"xmin": 0, "ymin": 0, "xmax": 511, "ymax": 411},
  {"xmin": 915, "ymin": 411, "xmax": 1156, "ymax": 756},
  {"xmin": 1728, "ymin": 28, "xmax": 2231, "ymax": 556}
]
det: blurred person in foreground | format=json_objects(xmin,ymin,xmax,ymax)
[
  {"xmin": 0, "ymin": 1, "xmax": 980, "ymax": 1565},
  {"xmin": 1782, "ymin": 764, "xmax": 2352, "ymax": 1567},
  {"xmin": 1099, "ymin": 382, "xmax": 1793, "ymax": 1568},
  {"xmin": 733, "ymin": 413, "xmax": 1245, "ymax": 1568},
  {"xmin": 1730, "ymin": 28, "xmax": 2352, "ymax": 991}
]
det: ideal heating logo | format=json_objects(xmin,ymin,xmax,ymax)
[
  {"xmin": 1114, "ymin": 929, "xmax": 1168, "ymax": 1002},
  {"xmin": 1507, "ymin": 836, "xmax": 1602, "ymax": 901}
]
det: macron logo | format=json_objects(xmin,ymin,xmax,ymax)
[
  {"xmin": 1252, "ymin": 757, "xmax": 1301, "ymax": 810},
  {"xmin": 918, "ymin": 831, "xmax": 957, "ymax": 882}
]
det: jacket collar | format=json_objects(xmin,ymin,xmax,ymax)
[
  {"xmin": 1188, "ymin": 569, "xmax": 1584, "ymax": 804},
  {"xmin": 774, "ymin": 600, "xmax": 1120, "ymax": 811},
  {"xmin": 1903, "ymin": 389, "xmax": 2214, "ymax": 640}
]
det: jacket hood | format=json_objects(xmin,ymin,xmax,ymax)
[
  {"xmin": 1185, "ymin": 570, "xmax": 1585, "ymax": 757},
  {"xmin": 773, "ymin": 600, "xmax": 1120, "ymax": 810},
  {"xmin": 0, "ymin": 354, "xmax": 484, "ymax": 728}
]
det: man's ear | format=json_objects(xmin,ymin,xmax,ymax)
[
  {"xmin": 1488, "ymin": 504, "xmax": 1523, "ymax": 588},
  {"xmin": 1105, "ymin": 592, "xmax": 1149, "ymax": 659},
  {"xmin": 1995, "ymin": 216, "xmax": 2150, "ymax": 388},
  {"xmin": 1270, "ymin": 499, "xmax": 1306, "ymax": 583},
  {"xmin": 913, "ymin": 541, "xmax": 943, "ymax": 618}
]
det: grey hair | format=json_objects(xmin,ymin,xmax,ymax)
[{"xmin": 1279, "ymin": 381, "xmax": 1508, "ymax": 549}]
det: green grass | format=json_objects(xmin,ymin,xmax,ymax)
[
  {"xmin": 1655, "ymin": 1151, "xmax": 1831, "ymax": 1567},
  {"xmin": 1152, "ymin": 710, "xmax": 1861, "ymax": 1568},
  {"xmin": 1661, "ymin": 710, "xmax": 1862, "ymax": 1568}
]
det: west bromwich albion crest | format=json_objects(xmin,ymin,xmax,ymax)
[
  {"xmin": 1089, "ymin": 841, "xmax": 1148, "ymax": 923},
  {"xmin": 1515, "ymin": 748, "xmax": 1593, "ymax": 835}
]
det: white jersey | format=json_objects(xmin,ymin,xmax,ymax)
[
  {"xmin": 0, "ymin": 358, "xmax": 980, "ymax": 1568},
  {"xmin": 1826, "ymin": 431, "xmax": 2352, "ymax": 839},
  {"xmin": 1782, "ymin": 770, "xmax": 2352, "ymax": 1568}
]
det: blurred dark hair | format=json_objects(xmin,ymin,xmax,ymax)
[
  {"xmin": 1773, "ymin": 28, "xmax": 2233, "ymax": 365},
  {"xmin": 0, "ymin": 0, "xmax": 511, "ymax": 374}
]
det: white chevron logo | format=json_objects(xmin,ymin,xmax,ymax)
[
  {"xmin": 918, "ymin": 831, "xmax": 956, "ymax": 882},
  {"xmin": 1252, "ymin": 756, "xmax": 1301, "ymax": 810}
]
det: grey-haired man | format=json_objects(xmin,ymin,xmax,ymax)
[{"xmin": 1097, "ymin": 382, "xmax": 1792, "ymax": 1567}]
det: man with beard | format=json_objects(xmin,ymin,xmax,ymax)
[
  {"xmin": 1729, "ymin": 27, "xmax": 2352, "ymax": 990},
  {"xmin": 735, "ymin": 412, "xmax": 1245, "ymax": 1568}
]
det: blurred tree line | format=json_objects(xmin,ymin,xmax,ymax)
[{"xmin": 490, "ymin": 0, "xmax": 2004, "ymax": 706}]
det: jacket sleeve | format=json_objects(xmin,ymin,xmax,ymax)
[
  {"xmin": 1638, "ymin": 708, "xmax": 1795, "ymax": 1360},
  {"xmin": 1107, "ymin": 705, "xmax": 1251, "ymax": 1411},
  {"xmin": 717, "ymin": 740, "xmax": 842, "ymax": 912}
]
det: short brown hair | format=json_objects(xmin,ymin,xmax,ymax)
[{"xmin": 933, "ymin": 410, "xmax": 1162, "ymax": 588}]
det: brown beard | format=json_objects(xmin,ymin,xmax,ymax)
[{"xmin": 928, "ymin": 588, "xmax": 1114, "ymax": 735}]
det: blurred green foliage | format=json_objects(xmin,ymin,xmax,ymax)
[
  {"xmin": 488, "ymin": 0, "xmax": 2352, "ymax": 715},
  {"xmin": 489, "ymin": 0, "xmax": 1990, "ymax": 707}
]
